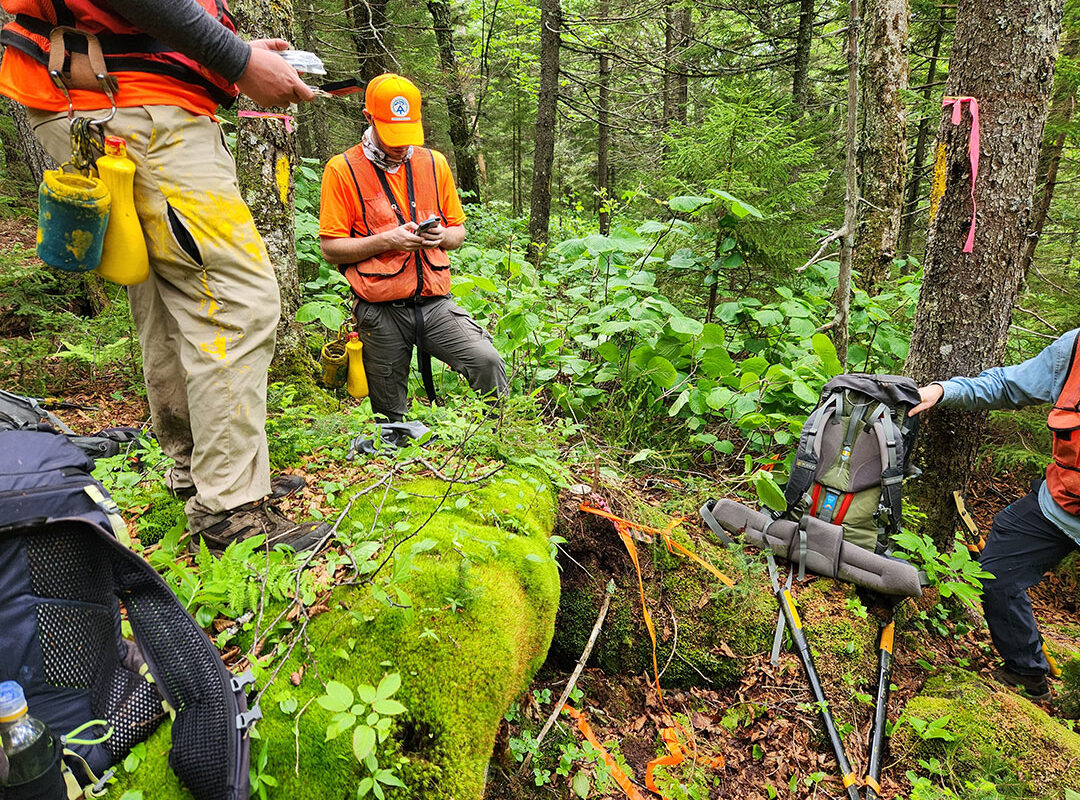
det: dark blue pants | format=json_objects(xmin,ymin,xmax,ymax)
[{"xmin": 980, "ymin": 488, "xmax": 1078, "ymax": 676}]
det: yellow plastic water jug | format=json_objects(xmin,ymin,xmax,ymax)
[
  {"xmin": 95, "ymin": 136, "xmax": 149, "ymax": 285},
  {"xmin": 346, "ymin": 333, "xmax": 369, "ymax": 399}
]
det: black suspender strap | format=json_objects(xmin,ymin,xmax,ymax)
[{"xmin": 372, "ymin": 159, "xmax": 438, "ymax": 404}]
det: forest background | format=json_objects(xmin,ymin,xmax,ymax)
[{"xmin": 3, "ymin": 0, "xmax": 1080, "ymax": 797}]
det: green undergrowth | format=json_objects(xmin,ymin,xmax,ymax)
[
  {"xmin": 893, "ymin": 667, "xmax": 1080, "ymax": 798},
  {"xmin": 112, "ymin": 466, "xmax": 561, "ymax": 800}
]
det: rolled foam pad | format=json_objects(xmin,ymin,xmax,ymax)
[
  {"xmin": 704, "ymin": 498, "xmax": 923, "ymax": 597},
  {"xmin": 837, "ymin": 545, "xmax": 923, "ymax": 597}
]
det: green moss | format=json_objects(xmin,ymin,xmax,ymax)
[
  {"xmin": 893, "ymin": 667, "xmax": 1080, "ymax": 797},
  {"xmin": 113, "ymin": 468, "xmax": 561, "ymax": 800},
  {"xmin": 551, "ymin": 519, "xmax": 776, "ymax": 688}
]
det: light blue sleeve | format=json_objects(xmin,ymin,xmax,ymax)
[{"xmin": 937, "ymin": 329, "xmax": 1079, "ymax": 411}]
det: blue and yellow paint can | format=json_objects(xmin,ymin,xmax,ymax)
[{"xmin": 36, "ymin": 169, "xmax": 110, "ymax": 272}]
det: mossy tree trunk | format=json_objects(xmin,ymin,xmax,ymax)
[
  {"xmin": 662, "ymin": 0, "xmax": 690, "ymax": 129},
  {"xmin": 853, "ymin": 0, "xmax": 908, "ymax": 294},
  {"xmin": 427, "ymin": 0, "xmax": 482, "ymax": 204},
  {"xmin": 232, "ymin": 0, "xmax": 312, "ymax": 376},
  {"xmin": 905, "ymin": 0, "xmax": 1065, "ymax": 551}
]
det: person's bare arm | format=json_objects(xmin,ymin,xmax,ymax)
[
  {"xmin": 419, "ymin": 224, "xmax": 466, "ymax": 251},
  {"xmin": 909, "ymin": 383, "xmax": 945, "ymax": 416}
]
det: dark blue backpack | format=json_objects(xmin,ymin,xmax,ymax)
[{"xmin": 0, "ymin": 431, "xmax": 257, "ymax": 800}]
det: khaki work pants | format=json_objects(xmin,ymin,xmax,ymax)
[
  {"xmin": 354, "ymin": 296, "xmax": 508, "ymax": 421},
  {"xmin": 29, "ymin": 105, "xmax": 279, "ymax": 524}
]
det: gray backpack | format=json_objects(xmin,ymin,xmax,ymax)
[{"xmin": 702, "ymin": 374, "xmax": 925, "ymax": 597}]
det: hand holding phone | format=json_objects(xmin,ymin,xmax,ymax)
[{"xmin": 415, "ymin": 215, "xmax": 441, "ymax": 234}]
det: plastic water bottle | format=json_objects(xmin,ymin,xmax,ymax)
[
  {"xmin": 0, "ymin": 681, "xmax": 65, "ymax": 798},
  {"xmin": 95, "ymin": 135, "xmax": 150, "ymax": 285}
]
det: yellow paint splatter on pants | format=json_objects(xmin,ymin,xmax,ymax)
[
  {"xmin": 201, "ymin": 332, "xmax": 230, "ymax": 361},
  {"xmin": 275, "ymin": 155, "xmax": 290, "ymax": 206}
]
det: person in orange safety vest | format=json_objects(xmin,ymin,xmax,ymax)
[{"xmin": 319, "ymin": 73, "xmax": 508, "ymax": 422}]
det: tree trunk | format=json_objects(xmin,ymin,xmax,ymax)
[
  {"xmin": 347, "ymin": 0, "xmax": 391, "ymax": 83},
  {"xmin": 853, "ymin": 0, "xmax": 909, "ymax": 294},
  {"xmin": 294, "ymin": 0, "xmax": 333, "ymax": 163},
  {"xmin": 832, "ymin": 0, "xmax": 859, "ymax": 365},
  {"xmin": 232, "ymin": 0, "xmax": 310, "ymax": 375},
  {"xmin": 662, "ymin": 1, "xmax": 690, "ymax": 127},
  {"xmin": 898, "ymin": 5, "xmax": 948, "ymax": 258},
  {"xmin": 597, "ymin": 39, "xmax": 611, "ymax": 235},
  {"xmin": 528, "ymin": 0, "xmax": 561, "ymax": 264},
  {"xmin": 1019, "ymin": 34, "xmax": 1078, "ymax": 276},
  {"xmin": 427, "ymin": 0, "xmax": 482, "ymax": 204},
  {"xmin": 792, "ymin": 0, "xmax": 816, "ymax": 110},
  {"xmin": 1, "ymin": 98, "xmax": 54, "ymax": 185},
  {"xmin": 905, "ymin": 0, "xmax": 1065, "ymax": 551}
]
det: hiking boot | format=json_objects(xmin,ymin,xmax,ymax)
[
  {"xmin": 191, "ymin": 501, "xmax": 330, "ymax": 554},
  {"xmin": 172, "ymin": 474, "xmax": 308, "ymax": 502},
  {"xmin": 991, "ymin": 667, "xmax": 1051, "ymax": 701}
]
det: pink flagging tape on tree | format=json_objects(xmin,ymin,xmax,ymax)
[
  {"xmin": 237, "ymin": 110, "xmax": 296, "ymax": 134},
  {"xmin": 942, "ymin": 96, "xmax": 979, "ymax": 253}
]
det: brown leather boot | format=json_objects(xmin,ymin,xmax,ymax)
[{"xmin": 191, "ymin": 500, "xmax": 329, "ymax": 554}]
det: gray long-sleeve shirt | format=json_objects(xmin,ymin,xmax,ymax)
[
  {"xmin": 103, "ymin": 0, "xmax": 251, "ymax": 82},
  {"xmin": 938, "ymin": 328, "xmax": 1080, "ymax": 543}
]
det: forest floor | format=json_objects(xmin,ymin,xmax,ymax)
[
  {"xmin": 26, "ymin": 377, "xmax": 1080, "ymax": 800},
  {"xmin": 3, "ymin": 215, "xmax": 1078, "ymax": 800}
]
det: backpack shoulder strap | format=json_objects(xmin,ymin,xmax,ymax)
[{"xmin": 783, "ymin": 393, "xmax": 843, "ymax": 513}]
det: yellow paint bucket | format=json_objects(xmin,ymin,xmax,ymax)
[{"xmin": 36, "ymin": 169, "xmax": 111, "ymax": 272}]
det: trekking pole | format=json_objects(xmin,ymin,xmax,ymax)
[
  {"xmin": 766, "ymin": 553, "xmax": 861, "ymax": 800},
  {"xmin": 864, "ymin": 620, "xmax": 894, "ymax": 800}
]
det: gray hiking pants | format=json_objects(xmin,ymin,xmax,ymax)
[{"xmin": 354, "ymin": 296, "xmax": 508, "ymax": 421}]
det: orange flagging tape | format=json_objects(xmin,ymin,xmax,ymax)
[
  {"xmin": 645, "ymin": 727, "xmax": 725, "ymax": 793},
  {"xmin": 577, "ymin": 502, "xmax": 728, "ymax": 798},
  {"xmin": 580, "ymin": 505, "xmax": 734, "ymax": 587},
  {"xmin": 563, "ymin": 704, "xmax": 647, "ymax": 800}
]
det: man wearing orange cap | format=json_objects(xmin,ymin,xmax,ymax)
[{"xmin": 319, "ymin": 73, "xmax": 508, "ymax": 421}]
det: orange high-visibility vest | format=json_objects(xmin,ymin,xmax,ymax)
[
  {"xmin": 0, "ymin": 0, "xmax": 239, "ymax": 107},
  {"xmin": 339, "ymin": 145, "xmax": 452, "ymax": 303},
  {"xmin": 1047, "ymin": 335, "xmax": 1080, "ymax": 515}
]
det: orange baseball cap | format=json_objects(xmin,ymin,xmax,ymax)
[{"xmin": 365, "ymin": 74, "xmax": 424, "ymax": 147}]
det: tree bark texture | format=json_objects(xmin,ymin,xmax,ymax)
[
  {"xmin": 1019, "ymin": 33, "xmax": 1078, "ymax": 276},
  {"xmin": 832, "ymin": 0, "xmax": 859, "ymax": 365},
  {"xmin": 3, "ymin": 98, "xmax": 55, "ymax": 185},
  {"xmin": 853, "ymin": 0, "xmax": 908, "ymax": 294},
  {"xmin": 427, "ymin": 0, "xmax": 482, "ymax": 204},
  {"xmin": 898, "ymin": 5, "xmax": 948, "ymax": 258},
  {"xmin": 232, "ymin": 0, "xmax": 309, "ymax": 373},
  {"xmin": 792, "ymin": 0, "xmax": 816, "ymax": 110},
  {"xmin": 346, "ymin": 0, "xmax": 391, "ymax": 83},
  {"xmin": 905, "ymin": 0, "xmax": 1064, "ymax": 550},
  {"xmin": 528, "ymin": 0, "xmax": 561, "ymax": 264}
]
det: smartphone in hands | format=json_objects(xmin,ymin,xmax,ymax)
[{"xmin": 415, "ymin": 215, "xmax": 441, "ymax": 234}]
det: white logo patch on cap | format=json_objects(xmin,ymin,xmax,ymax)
[{"xmin": 390, "ymin": 96, "xmax": 411, "ymax": 119}]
